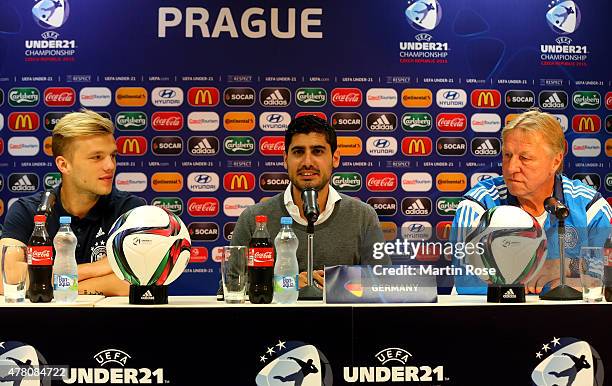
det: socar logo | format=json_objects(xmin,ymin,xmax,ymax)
[
  {"xmin": 32, "ymin": 0, "xmax": 70, "ymax": 29},
  {"xmin": 405, "ymin": 0, "xmax": 442, "ymax": 31},
  {"xmin": 546, "ymin": 1, "xmax": 581, "ymax": 34}
]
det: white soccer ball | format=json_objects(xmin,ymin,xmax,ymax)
[
  {"xmin": 106, "ymin": 205, "xmax": 191, "ymax": 286},
  {"xmin": 464, "ymin": 205, "xmax": 547, "ymax": 284}
]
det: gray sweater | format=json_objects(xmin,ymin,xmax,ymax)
[{"xmin": 230, "ymin": 192, "xmax": 391, "ymax": 270}]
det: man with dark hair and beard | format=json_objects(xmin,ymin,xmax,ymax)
[{"xmin": 230, "ymin": 115, "xmax": 389, "ymax": 289}]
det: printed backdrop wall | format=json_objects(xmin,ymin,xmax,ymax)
[{"xmin": 0, "ymin": 0, "xmax": 609, "ymax": 294}]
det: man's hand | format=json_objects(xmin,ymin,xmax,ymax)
[
  {"xmin": 77, "ymin": 256, "xmax": 113, "ymax": 281},
  {"xmin": 298, "ymin": 270, "xmax": 324, "ymax": 289},
  {"xmin": 79, "ymin": 273, "xmax": 129, "ymax": 296},
  {"xmin": 526, "ymin": 258, "xmax": 576, "ymax": 294}
]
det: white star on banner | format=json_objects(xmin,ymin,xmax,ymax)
[
  {"xmin": 276, "ymin": 340, "xmax": 286, "ymax": 350},
  {"xmin": 551, "ymin": 337, "xmax": 560, "ymax": 346},
  {"xmin": 260, "ymin": 355, "xmax": 267, "ymax": 363},
  {"xmin": 536, "ymin": 352, "xmax": 542, "ymax": 359},
  {"xmin": 542, "ymin": 344, "xmax": 550, "ymax": 352},
  {"xmin": 266, "ymin": 347, "xmax": 275, "ymax": 355}
]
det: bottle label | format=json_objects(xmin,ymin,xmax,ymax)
[
  {"xmin": 248, "ymin": 248, "xmax": 274, "ymax": 267},
  {"xmin": 27, "ymin": 246, "xmax": 53, "ymax": 265},
  {"xmin": 54, "ymin": 274, "xmax": 78, "ymax": 291},
  {"xmin": 274, "ymin": 275, "xmax": 298, "ymax": 292}
]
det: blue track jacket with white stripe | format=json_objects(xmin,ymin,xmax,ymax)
[{"xmin": 450, "ymin": 174, "xmax": 611, "ymax": 294}]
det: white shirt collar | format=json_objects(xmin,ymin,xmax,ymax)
[{"xmin": 283, "ymin": 184, "xmax": 342, "ymax": 226}]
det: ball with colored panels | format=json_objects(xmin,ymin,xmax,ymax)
[
  {"xmin": 106, "ymin": 205, "xmax": 191, "ymax": 286},
  {"xmin": 464, "ymin": 205, "xmax": 547, "ymax": 285}
]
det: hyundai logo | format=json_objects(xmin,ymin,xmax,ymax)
[
  {"xmin": 408, "ymin": 224, "xmax": 424, "ymax": 232},
  {"xmin": 195, "ymin": 174, "xmax": 212, "ymax": 184},
  {"xmin": 373, "ymin": 139, "xmax": 390, "ymax": 148},
  {"xmin": 266, "ymin": 114, "xmax": 284, "ymax": 123},
  {"xmin": 443, "ymin": 91, "xmax": 459, "ymax": 100},
  {"xmin": 158, "ymin": 89, "xmax": 176, "ymax": 99}
]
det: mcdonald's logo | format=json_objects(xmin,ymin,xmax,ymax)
[
  {"xmin": 470, "ymin": 89, "xmax": 501, "ymax": 108},
  {"xmin": 223, "ymin": 172, "xmax": 256, "ymax": 192},
  {"xmin": 572, "ymin": 115, "xmax": 601, "ymax": 133},
  {"xmin": 116, "ymin": 136, "xmax": 147, "ymax": 156},
  {"xmin": 436, "ymin": 221, "xmax": 453, "ymax": 241},
  {"xmin": 8, "ymin": 112, "xmax": 39, "ymax": 131},
  {"xmin": 114, "ymin": 87, "xmax": 148, "ymax": 107},
  {"xmin": 188, "ymin": 87, "xmax": 220, "ymax": 107},
  {"xmin": 401, "ymin": 137, "xmax": 432, "ymax": 156}
]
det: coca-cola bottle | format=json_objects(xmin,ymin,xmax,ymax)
[
  {"xmin": 27, "ymin": 215, "xmax": 54, "ymax": 302},
  {"xmin": 248, "ymin": 215, "xmax": 274, "ymax": 304},
  {"xmin": 604, "ymin": 218, "xmax": 612, "ymax": 302}
]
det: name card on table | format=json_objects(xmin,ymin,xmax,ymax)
[{"xmin": 324, "ymin": 265, "xmax": 437, "ymax": 303}]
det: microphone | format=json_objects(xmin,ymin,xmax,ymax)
[
  {"xmin": 301, "ymin": 188, "xmax": 320, "ymax": 224},
  {"xmin": 544, "ymin": 196, "xmax": 569, "ymax": 220},
  {"xmin": 36, "ymin": 190, "xmax": 56, "ymax": 217}
]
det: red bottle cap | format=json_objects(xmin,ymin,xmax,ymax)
[
  {"xmin": 255, "ymin": 215, "xmax": 268, "ymax": 223},
  {"xmin": 34, "ymin": 215, "xmax": 47, "ymax": 223}
]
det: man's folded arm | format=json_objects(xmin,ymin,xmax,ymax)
[{"xmin": 79, "ymin": 272, "xmax": 129, "ymax": 296}]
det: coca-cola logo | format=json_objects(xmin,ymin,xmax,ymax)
[
  {"xmin": 252, "ymin": 250, "xmax": 273, "ymax": 261},
  {"xmin": 187, "ymin": 222, "xmax": 219, "ymax": 242},
  {"xmin": 151, "ymin": 111, "xmax": 183, "ymax": 131},
  {"xmin": 331, "ymin": 88, "xmax": 363, "ymax": 107},
  {"xmin": 436, "ymin": 113, "xmax": 467, "ymax": 132},
  {"xmin": 366, "ymin": 172, "xmax": 398, "ymax": 192},
  {"xmin": 187, "ymin": 197, "xmax": 219, "ymax": 216},
  {"xmin": 44, "ymin": 87, "xmax": 75, "ymax": 107},
  {"xmin": 259, "ymin": 136, "xmax": 285, "ymax": 156}
]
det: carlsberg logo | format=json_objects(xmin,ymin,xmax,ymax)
[
  {"xmin": 573, "ymin": 93, "xmax": 600, "ymax": 107},
  {"xmin": 117, "ymin": 113, "xmax": 146, "ymax": 128},
  {"xmin": 332, "ymin": 173, "xmax": 361, "ymax": 190}
]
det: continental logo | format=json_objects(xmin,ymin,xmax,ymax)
[
  {"xmin": 8, "ymin": 87, "xmax": 39, "ymax": 107},
  {"xmin": 151, "ymin": 172, "xmax": 183, "ymax": 192},
  {"xmin": 187, "ymin": 87, "xmax": 220, "ymax": 107},
  {"xmin": 116, "ymin": 136, "xmax": 147, "ymax": 156},
  {"xmin": 115, "ymin": 87, "xmax": 148, "ymax": 107},
  {"xmin": 606, "ymin": 138, "xmax": 612, "ymax": 157},
  {"xmin": 505, "ymin": 113, "xmax": 520, "ymax": 126},
  {"xmin": 223, "ymin": 112, "xmax": 255, "ymax": 131},
  {"xmin": 223, "ymin": 172, "xmax": 256, "ymax": 192},
  {"xmin": 43, "ymin": 136, "xmax": 53, "ymax": 156},
  {"xmin": 8, "ymin": 112, "xmax": 40, "ymax": 131},
  {"xmin": 401, "ymin": 137, "xmax": 432, "ymax": 156},
  {"xmin": 470, "ymin": 89, "xmax": 501, "ymax": 108},
  {"xmin": 380, "ymin": 221, "xmax": 398, "ymax": 241},
  {"xmin": 152, "ymin": 197, "xmax": 184, "ymax": 215},
  {"xmin": 572, "ymin": 115, "xmax": 601, "ymax": 133},
  {"xmin": 401, "ymin": 88, "xmax": 432, "ymax": 108},
  {"xmin": 336, "ymin": 136, "xmax": 362, "ymax": 156},
  {"xmin": 115, "ymin": 112, "xmax": 147, "ymax": 131},
  {"xmin": 435, "ymin": 173, "xmax": 467, "ymax": 192}
]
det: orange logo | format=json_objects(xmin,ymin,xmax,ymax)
[
  {"xmin": 606, "ymin": 138, "xmax": 612, "ymax": 157},
  {"xmin": 401, "ymin": 88, "xmax": 432, "ymax": 108},
  {"xmin": 505, "ymin": 113, "xmax": 520, "ymax": 126},
  {"xmin": 337, "ymin": 136, "xmax": 362, "ymax": 156},
  {"xmin": 151, "ymin": 172, "xmax": 183, "ymax": 192},
  {"xmin": 380, "ymin": 221, "xmax": 398, "ymax": 241},
  {"xmin": 43, "ymin": 136, "xmax": 53, "ymax": 156},
  {"xmin": 436, "ymin": 172, "xmax": 467, "ymax": 192},
  {"xmin": 0, "ymin": 199, "xmax": 4, "ymax": 217},
  {"xmin": 223, "ymin": 112, "xmax": 255, "ymax": 131},
  {"xmin": 115, "ymin": 87, "xmax": 148, "ymax": 107}
]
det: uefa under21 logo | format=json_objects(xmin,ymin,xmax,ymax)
[
  {"xmin": 32, "ymin": 0, "xmax": 70, "ymax": 29},
  {"xmin": 546, "ymin": 1, "xmax": 581, "ymax": 34},
  {"xmin": 404, "ymin": 0, "xmax": 442, "ymax": 31}
]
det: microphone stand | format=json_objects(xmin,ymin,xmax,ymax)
[
  {"xmin": 540, "ymin": 213, "xmax": 582, "ymax": 300},
  {"xmin": 299, "ymin": 219, "xmax": 323, "ymax": 300}
]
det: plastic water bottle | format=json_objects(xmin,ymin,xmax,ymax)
[
  {"xmin": 53, "ymin": 216, "xmax": 78, "ymax": 302},
  {"xmin": 273, "ymin": 217, "xmax": 299, "ymax": 304}
]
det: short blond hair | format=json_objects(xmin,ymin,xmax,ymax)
[
  {"xmin": 52, "ymin": 109, "xmax": 114, "ymax": 158},
  {"xmin": 502, "ymin": 109, "xmax": 565, "ymax": 173}
]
